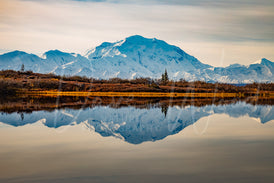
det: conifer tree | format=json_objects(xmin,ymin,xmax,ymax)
[
  {"xmin": 20, "ymin": 64, "xmax": 25, "ymax": 72},
  {"xmin": 161, "ymin": 69, "xmax": 169, "ymax": 83},
  {"xmin": 164, "ymin": 69, "xmax": 168, "ymax": 81}
]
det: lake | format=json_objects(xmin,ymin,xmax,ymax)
[{"xmin": 0, "ymin": 97, "xmax": 274, "ymax": 183}]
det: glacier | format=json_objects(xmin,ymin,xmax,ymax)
[{"xmin": 0, "ymin": 35, "xmax": 273, "ymax": 83}]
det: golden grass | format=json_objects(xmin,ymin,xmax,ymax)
[{"xmin": 27, "ymin": 91, "xmax": 274, "ymax": 98}]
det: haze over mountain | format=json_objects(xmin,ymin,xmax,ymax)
[{"xmin": 0, "ymin": 35, "xmax": 273, "ymax": 83}]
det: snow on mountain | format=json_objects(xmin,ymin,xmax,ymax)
[
  {"xmin": 0, "ymin": 103, "xmax": 273, "ymax": 144},
  {"xmin": 200, "ymin": 60, "xmax": 274, "ymax": 83},
  {"xmin": 87, "ymin": 35, "xmax": 212, "ymax": 79},
  {"xmin": 0, "ymin": 35, "xmax": 273, "ymax": 83},
  {"xmin": 0, "ymin": 51, "xmax": 48, "ymax": 73}
]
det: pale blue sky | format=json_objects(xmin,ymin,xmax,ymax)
[{"xmin": 0, "ymin": 0, "xmax": 273, "ymax": 66}]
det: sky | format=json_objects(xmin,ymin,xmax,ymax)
[{"xmin": 0, "ymin": 0, "xmax": 273, "ymax": 66}]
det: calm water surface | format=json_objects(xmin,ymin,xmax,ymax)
[{"xmin": 0, "ymin": 101, "xmax": 274, "ymax": 183}]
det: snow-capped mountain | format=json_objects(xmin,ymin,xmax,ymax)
[
  {"xmin": 0, "ymin": 103, "xmax": 273, "ymax": 144},
  {"xmin": 0, "ymin": 35, "xmax": 273, "ymax": 83},
  {"xmin": 86, "ymin": 35, "xmax": 212, "ymax": 79}
]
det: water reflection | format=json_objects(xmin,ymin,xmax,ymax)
[
  {"xmin": 0, "ymin": 97, "xmax": 273, "ymax": 144},
  {"xmin": 0, "ymin": 97, "xmax": 274, "ymax": 183}
]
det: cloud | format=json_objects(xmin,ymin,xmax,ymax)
[
  {"xmin": 0, "ymin": 0, "xmax": 273, "ymax": 66},
  {"xmin": 71, "ymin": 0, "xmax": 274, "ymax": 7}
]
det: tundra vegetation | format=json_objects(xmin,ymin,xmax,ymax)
[{"xmin": 0, "ymin": 70, "xmax": 273, "ymax": 97}]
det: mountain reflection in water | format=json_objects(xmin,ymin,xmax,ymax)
[{"xmin": 0, "ymin": 97, "xmax": 273, "ymax": 144}]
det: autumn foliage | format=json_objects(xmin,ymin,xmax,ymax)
[{"xmin": 0, "ymin": 70, "xmax": 273, "ymax": 96}]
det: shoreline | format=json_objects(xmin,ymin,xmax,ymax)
[{"xmin": 26, "ymin": 91, "xmax": 274, "ymax": 98}]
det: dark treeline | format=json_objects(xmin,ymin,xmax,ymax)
[{"xmin": 0, "ymin": 70, "xmax": 273, "ymax": 95}]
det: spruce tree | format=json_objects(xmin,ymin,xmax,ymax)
[
  {"xmin": 20, "ymin": 64, "xmax": 25, "ymax": 72},
  {"xmin": 164, "ymin": 69, "xmax": 168, "ymax": 81},
  {"xmin": 161, "ymin": 73, "xmax": 165, "ymax": 82},
  {"xmin": 161, "ymin": 69, "xmax": 169, "ymax": 84}
]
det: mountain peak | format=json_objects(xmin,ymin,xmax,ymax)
[
  {"xmin": 123, "ymin": 35, "xmax": 168, "ymax": 47},
  {"xmin": 43, "ymin": 49, "xmax": 76, "ymax": 59},
  {"xmin": 89, "ymin": 35, "xmax": 180, "ymax": 57},
  {"xmin": 44, "ymin": 49, "xmax": 67, "ymax": 55},
  {"xmin": 261, "ymin": 58, "xmax": 273, "ymax": 64},
  {"xmin": 86, "ymin": 35, "xmax": 211, "ymax": 76},
  {"xmin": 125, "ymin": 35, "xmax": 150, "ymax": 42},
  {"xmin": 1, "ymin": 50, "xmax": 28, "ymax": 57},
  {"xmin": 227, "ymin": 63, "xmax": 245, "ymax": 68}
]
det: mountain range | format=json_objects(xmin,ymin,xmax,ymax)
[{"xmin": 0, "ymin": 35, "xmax": 273, "ymax": 83}]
